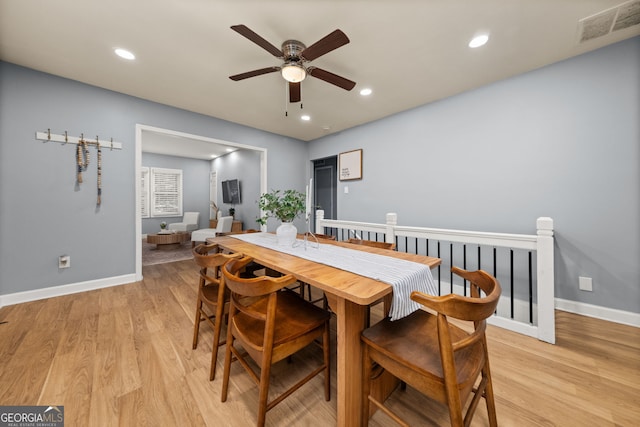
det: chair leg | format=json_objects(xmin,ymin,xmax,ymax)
[
  {"xmin": 257, "ymin": 353, "xmax": 274, "ymax": 427},
  {"xmin": 192, "ymin": 298, "xmax": 203, "ymax": 349},
  {"xmin": 482, "ymin": 366, "xmax": 498, "ymax": 426},
  {"xmin": 221, "ymin": 311, "xmax": 236, "ymax": 402},
  {"xmin": 443, "ymin": 369, "xmax": 465, "ymax": 427},
  {"xmin": 209, "ymin": 313, "xmax": 225, "ymax": 381},
  {"xmin": 323, "ymin": 320, "xmax": 331, "ymax": 401}
]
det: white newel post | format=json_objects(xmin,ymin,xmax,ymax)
[
  {"xmin": 315, "ymin": 209, "xmax": 325, "ymax": 235},
  {"xmin": 536, "ymin": 217, "xmax": 555, "ymax": 344},
  {"xmin": 385, "ymin": 213, "xmax": 397, "ymax": 245}
]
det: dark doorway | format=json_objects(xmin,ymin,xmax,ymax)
[{"xmin": 313, "ymin": 156, "xmax": 337, "ymax": 232}]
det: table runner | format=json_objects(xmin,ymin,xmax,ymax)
[{"xmin": 230, "ymin": 232, "xmax": 437, "ymax": 320}]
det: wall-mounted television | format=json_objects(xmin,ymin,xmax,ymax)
[{"xmin": 222, "ymin": 179, "xmax": 241, "ymax": 204}]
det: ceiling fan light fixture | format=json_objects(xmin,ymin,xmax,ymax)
[{"xmin": 281, "ymin": 63, "xmax": 306, "ymax": 83}]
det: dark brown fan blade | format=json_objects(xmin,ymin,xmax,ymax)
[
  {"xmin": 231, "ymin": 25, "xmax": 283, "ymax": 57},
  {"xmin": 307, "ymin": 67, "xmax": 356, "ymax": 91},
  {"xmin": 301, "ymin": 29, "xmax": 350, "ymax": 61},
  {"xmin": 289, "ymin": 82, "xmax": 301, "ymax": 103},
  {"xmin": 229, "ymin": 67, "xmax": 280, "ymax": 81}
]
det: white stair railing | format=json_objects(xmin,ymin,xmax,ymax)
[{"xmin": 316, "ymin": 211, "xmax": 555, "ymax": 344}]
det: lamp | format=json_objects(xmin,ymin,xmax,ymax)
[{"xmin": 281, "ymin": 62, "xmax": 306, "ymax": 83}]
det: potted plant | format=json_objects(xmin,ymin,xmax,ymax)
[
  {"xmin": 160, "ymin": 221, "xmax": 167, "ymax": 230},
  {"xmin": 257, "ymin": 189, "xmax": 305, "ymax": 246}
]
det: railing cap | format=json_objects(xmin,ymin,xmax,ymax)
[
  {"xmin": 386, "ymin": 212, "xmax": 397, "ymax": 225},
  {"xmin": 537, "ymin": 217, "xmax": 554, "ymax": 235}
]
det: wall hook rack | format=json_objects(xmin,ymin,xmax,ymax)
[{"xmin": 35, "ymin": 129, "xmax": 123, "ymax": 150}]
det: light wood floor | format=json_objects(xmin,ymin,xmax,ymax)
[{"xmin": 1, "ymin": 260, "xmax": 638, "ymax": 426}]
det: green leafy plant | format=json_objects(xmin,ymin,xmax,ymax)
[
  {"xmin": 160, "ymin": 221, "xmax": 167, "ymax": 229},
  {"xmin": 256, "ymin": 189, "xmax": 306, "ymax": 225}
]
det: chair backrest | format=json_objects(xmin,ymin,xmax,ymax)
[
  {"xmin": 216, "ymin": 216, "xmax": 234, "ymax": 233},
  {"xmin": 223, "ymin": 257, "xmax": 298, "ymax": 338},
  {"xmin": 411, "ymin": 267, "xmax": 501, "ymax": 358},
  {"xmin": 306, "ymin": 232, "xmax": 336, "ymax": 240},
  {"xmin": 347, "ymin": 238, "xmax": 396, "ymax": 250},
  {"xmin": 192, "ymin": 243, "xmax": 242, "ymax": 282},
  {"xmin": 412, "ymin": 267, "xmax": 501, "ymax": 323},
  {"xmin": 183, "ymin": 211, "xmax": 200, "ymax": 225},
  {"xmin": 223, "ymin": 257, "xmax": 297, "ymax": 299}
]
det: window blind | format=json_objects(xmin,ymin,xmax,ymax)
[
  {"xmin": 150, "ymin": 167, "xmax": 183, "ymax": 217},
  {"xmin": 141, "ymin": 167, "xmax": 150, "ymax": 218}
]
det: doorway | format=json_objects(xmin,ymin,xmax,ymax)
[
  {"xmin": 313, "ymin": 156, "xmax": 337, "ymax": 231},
  {"xmin": 135, "ymin": 124, "xmax": 267, "ymax": 280}
]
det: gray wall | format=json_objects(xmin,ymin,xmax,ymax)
[
  {"xmin": 141, "ymin": 152, "xmax": 211, "ymax": 235},
  {"xmin": 213, "ymin": 149, "xmax": 262, "ymax": 229},
  {"xmin": 309, "ymin": 37, "xmax": 640, "ymax": 314},
  {"xmin": 0, "ymin": 61, "xmax": 307, "ymax": 295}
]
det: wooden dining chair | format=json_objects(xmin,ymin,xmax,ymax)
[
  {"xmin": 191, "ymin": 243, "xmax": 243, "ymax": 381},
  {"xmin": 221, "ymin": 256, "xmax": 331, "ymax": 427},
  {"xmin": 361, "ymin": 266, "xmax": 501, "ymax": 427},
  {"xmin": 215, "ymin": 229, "xmax": 267, "ymax": 277},
  {"xmin": 306, "ymin": 231, "xmax": 336, "ymax": 241},
  {"xmin": 346, "ymin": 238, "xmax": 396, "ymax": 325},
  {"xmin": 347, "ymin": 238, "xmax": 396, "ymax": 251}
]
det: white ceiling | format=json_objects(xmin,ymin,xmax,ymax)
[
  {"xmin": 140, "ymin": 129, "xmax": 241, "ymax": 160},
  {"xmin": 1, "ymin": 0, "xmax": 639, "ymax": 151}
]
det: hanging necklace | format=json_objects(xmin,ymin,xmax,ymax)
[
  {"xmin": 97, "ymin": 139, "xmax": 102, "ymax": 205},
  {"xmin": 76, "ymin": 137, "xmax": 89, "ymax": 183}
]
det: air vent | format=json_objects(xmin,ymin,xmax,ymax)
[{"xmin": 578, "ymin": 0, "xmax": 640, "ymax": 43}]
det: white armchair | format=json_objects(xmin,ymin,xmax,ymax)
[
  {"xmin": 168, "ymin": 212, "xmax": 200, "ymax": 232},
  {"xmin": 191, "ymin": 216, "xmax": 234, "ymax": 246}
]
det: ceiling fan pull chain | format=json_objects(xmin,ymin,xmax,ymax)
[{"xmin": 284, "ymin": 81, "xmax": 289, "ymax": 117}]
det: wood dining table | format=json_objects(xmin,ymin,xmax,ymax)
[{"xmin": 210, "ymin": 234, "xmax": 441, "ymax": 426}]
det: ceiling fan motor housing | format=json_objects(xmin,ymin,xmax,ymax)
[{"xmin": 281, "ymin": 40, "xmax": 306, "ymax": 62}]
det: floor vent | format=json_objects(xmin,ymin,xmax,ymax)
[{"xmin": 578, "ymin": 0, "xmax": 640, "ymax": 43}]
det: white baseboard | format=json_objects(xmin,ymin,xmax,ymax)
[
  {"xmin": 555, "ymin": 298, "xmax": 640, "ymax": 328},
  {"xmin": 0, "ymin": 274, "xmax": 138, "ymax": 308}
]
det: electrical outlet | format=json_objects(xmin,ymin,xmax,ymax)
[
  {"xmin": 59, "ymin": 255, "xmax": 70, "ymax": 269},
  {"xmin": 578, "ymin": 276, "xmax": 592, "ymax": 291}
]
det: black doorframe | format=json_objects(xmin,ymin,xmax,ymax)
[{"xmin": 312, "ymin": 156, "xmax": 337, "ymax": 232}]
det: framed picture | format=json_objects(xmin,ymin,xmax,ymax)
[{"xmin": 339, "ymin": 149, "xmax": 363, "ymax": 181}]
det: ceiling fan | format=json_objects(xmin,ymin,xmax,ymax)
[{"xmin": 229, "ymin": 25, "xmax": 356, "ymax": 103}]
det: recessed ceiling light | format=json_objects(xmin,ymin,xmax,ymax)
[
  {"xmin": 210, "ymin": 154, "xmax": 217, "ymax": 158},
  {"xmin": 469, "ymin": 34, "xmax": 489, "ymax": 48},
  {"xmin": 225, "ymin": 148, "xmax": 234, "ymax": 152},
  {"xmin": 114, "ymin": 48, "xmax": 135, "ymax": 60},
  {"xmin": 301, "ymin": 115, "xmax": 311, "ymax": 121},
  {"xmin": 360, "ymin": 88, "xmax": 372, "ymax": 96}
]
